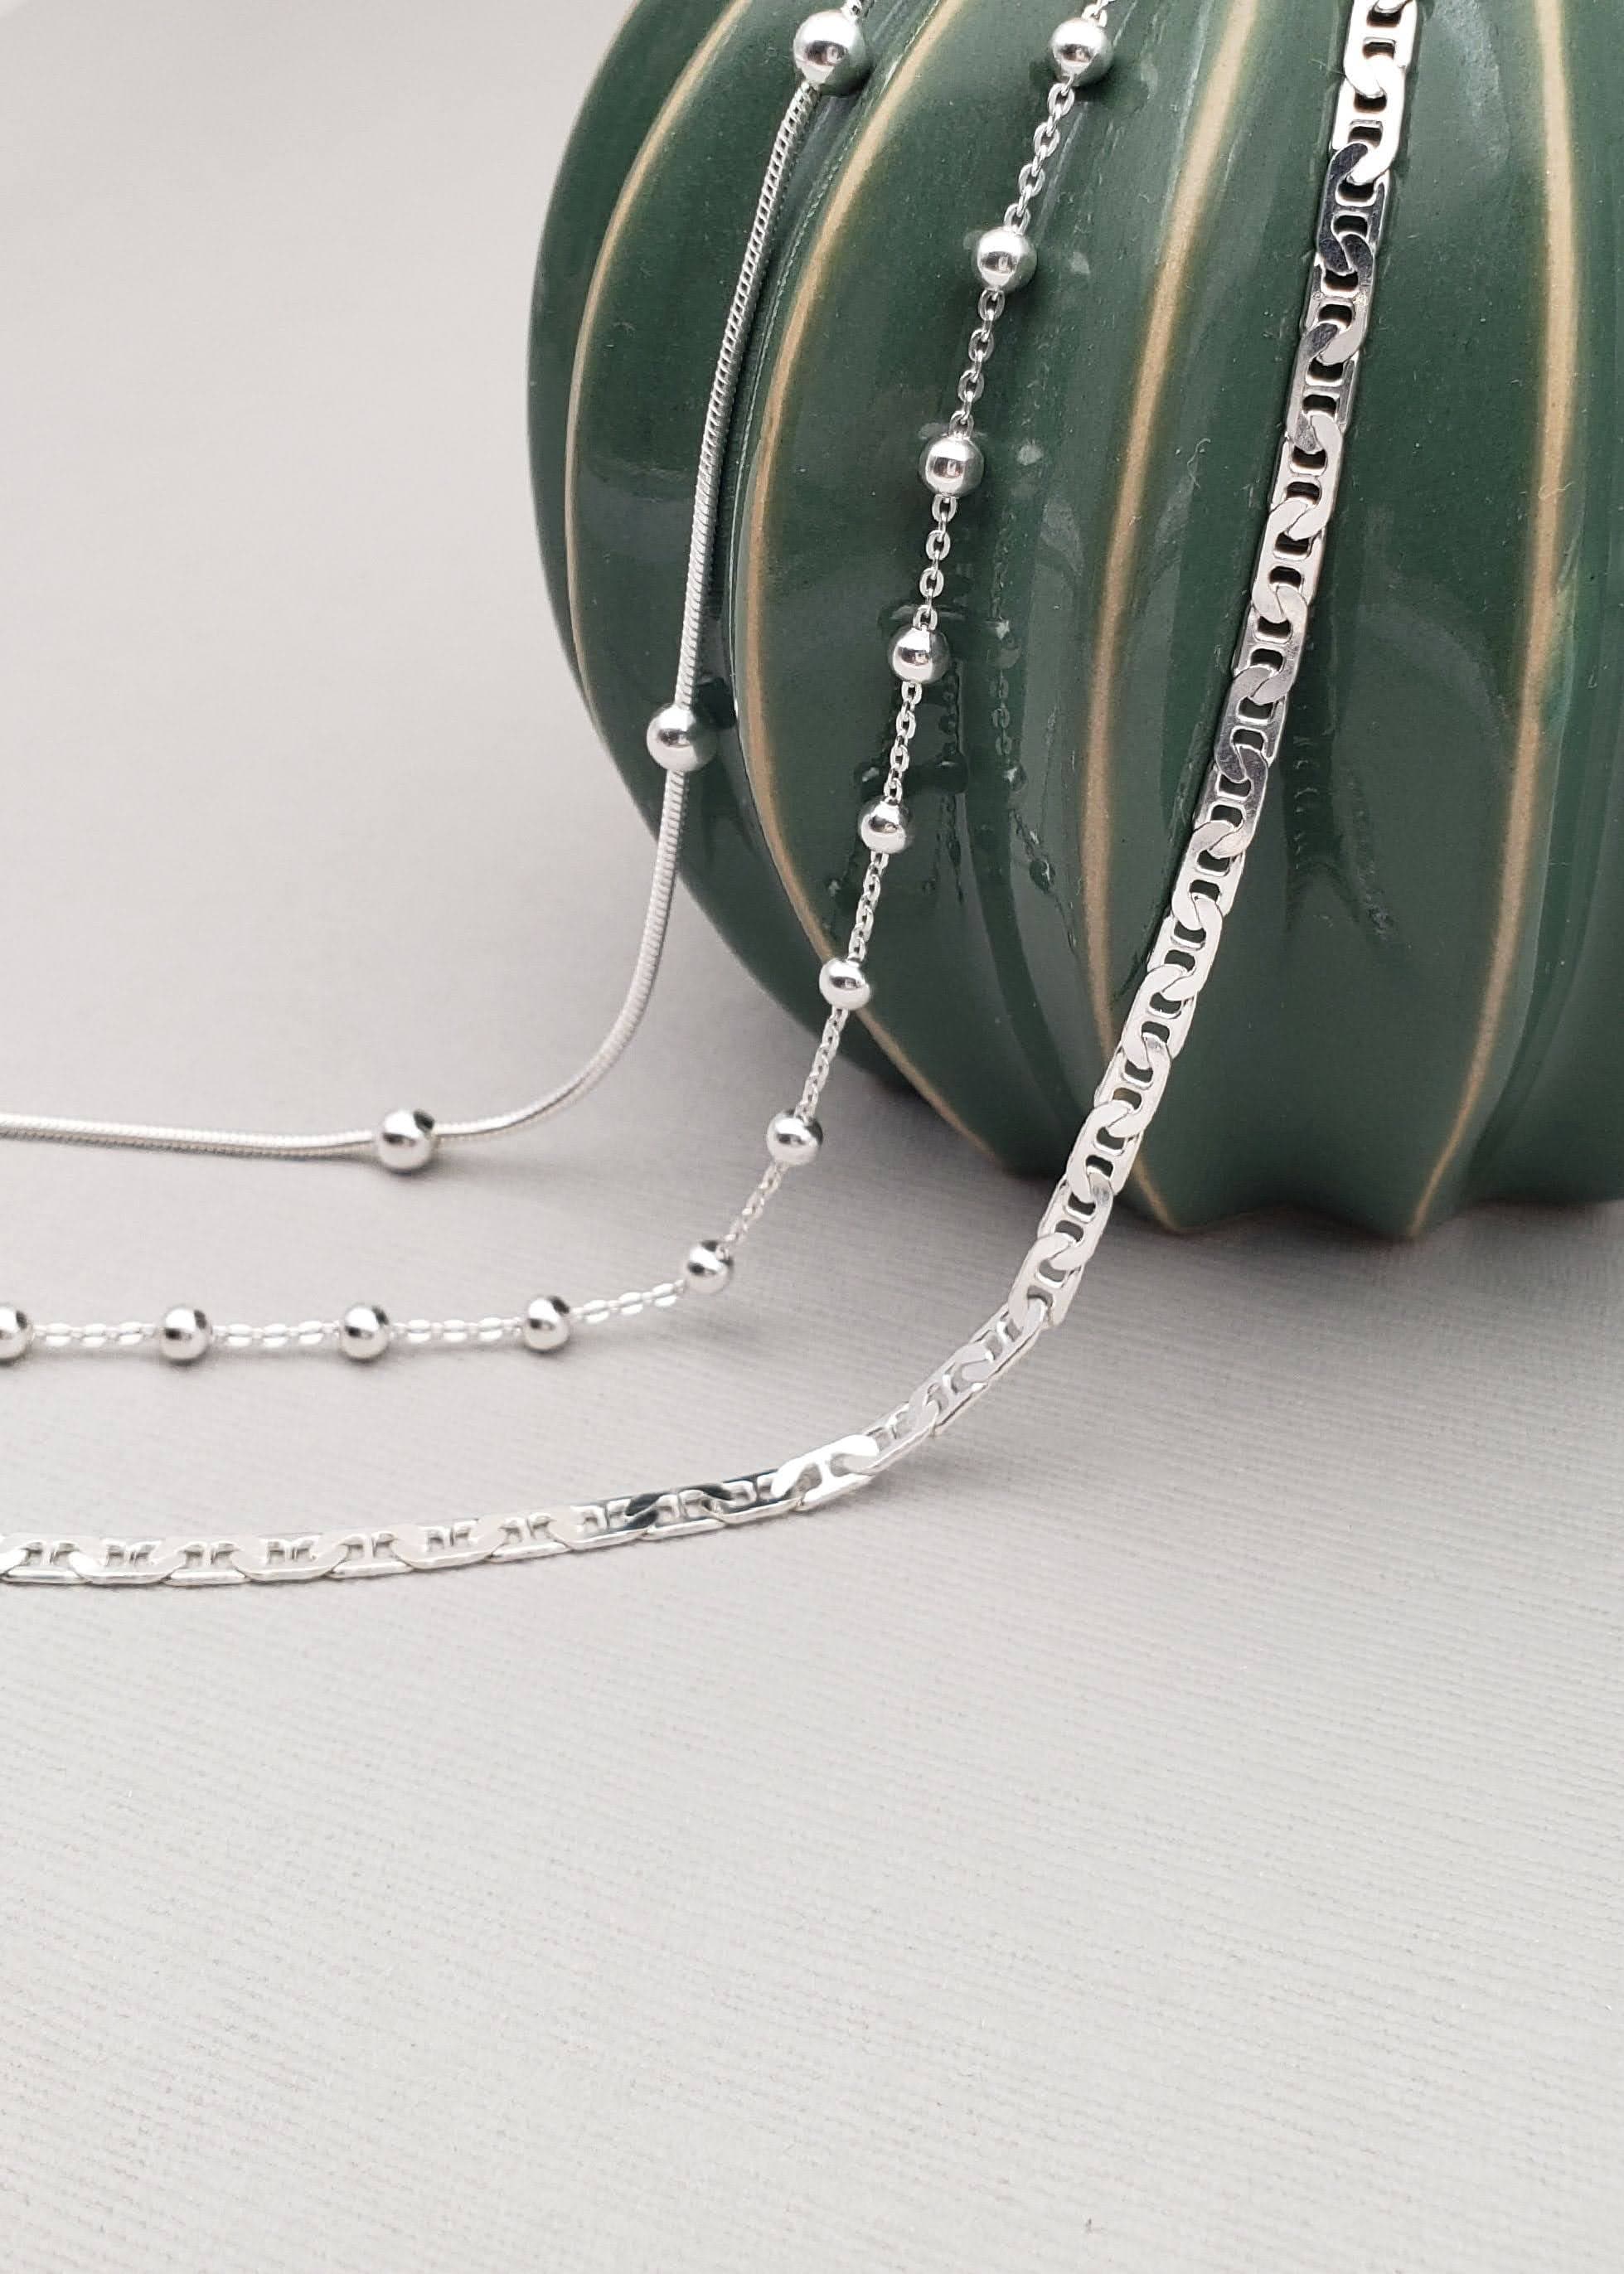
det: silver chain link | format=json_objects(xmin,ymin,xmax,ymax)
[{"xmin": 0, "ymin": 0, "xmax": 1421, "ymax": 1579}]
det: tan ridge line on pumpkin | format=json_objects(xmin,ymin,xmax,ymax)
[
  {"xmin": 1075, "ymin": 0, "xmax": 1265, "ymax": 1233},
  {"xmin": 1406, "ymin": 0, "xmax": 1579, "ymax": 1235},
  {"xmin": 737, "ymin": 0, "xmax": 995, "ymax": 1159},
  {"xmin": 564, "ymin": 0, "xmax": 759, "ymax": 741}
]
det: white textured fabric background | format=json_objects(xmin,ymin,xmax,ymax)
[{"xmin": 0, "ymin": 3, "xmax": 1619, "ymax": 2268}]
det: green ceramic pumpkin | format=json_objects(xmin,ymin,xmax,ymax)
[{"xmin": 530, "ymin": 0, "xmax": 1624, "ymax": 1235}]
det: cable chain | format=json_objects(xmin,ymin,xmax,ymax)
[
  {"xmin": 754, "ymin": 65, "xmax": 1104, "ymax": 1153},
  {"xmin": 0, "ymin": 0, "xmax": 1420, "ymax": 1582},
  {"xmin": 29, "ymin": 1293, "xmax": 690, "ymax": 1357}
]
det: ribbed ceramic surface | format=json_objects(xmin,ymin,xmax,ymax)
[{"xmin": 532, "ymin": 0, "xmax": 1624, "ymax": 1232}]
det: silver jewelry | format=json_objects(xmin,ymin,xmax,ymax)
[
  {"xmin": 859, "ymin": 798, "xmax": 913, "ymax": 857},
  {"xmin": 818, "ymin": 958, "xmax": 873, "ymax": 1013},
  {"xmin": 374, "ymin": 1108, "xmax": 439, "ymax": 1176},
  {"xmin": 890, "ymin": 623, "xmax": 951, "ymax": 686},
  {"xmin": 521, "ymin": 1297, "xmax": 573, "ymax": 1355},
  {"xmin": 338, "ymin": 1305, "xmax": 393, "ymax": 1364},
  {"xmin": 681, "ymin": 1244, "xmax": 734, "ymax": 1297},
  {"xmin": 0, "ymin": 4, "xmax": 870, "ymax": 1181},
  {"xmin": 644, "ymin": 702, "xmax": 718, "ymax": 777},
  {"xmin": 1050, "ymin": 17, "xmax": 1115, "ymax": 86},
  {"xmin": 792, "ymin": 7, "xmax": 872, "ymax": 95},
  {"xmin": 0, "ymin": 2, "xmax": 877, "ymax": 1367},
  {"xmin": 919, "ymin": 433, "xmax": 985, "ymax": 501},
  {"xmin": 766, "ymin": 1113, "xmax": 825, "ymax": 1170},
  {"xmin": 973, "ymin": 226, "xmax": 1037, "ymax": 295},
  {"xmin": 158, "ymin": 1307, "xmax": 212, "ymax": 1366},
  {"xmin": 0, "ymin": 0, "xmax": 1422, "ymax": 1586}
]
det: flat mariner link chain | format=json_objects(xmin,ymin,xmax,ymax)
[{"xmin": 0, "ymin": 0, "xmax": 1419, "ymax": 1584}]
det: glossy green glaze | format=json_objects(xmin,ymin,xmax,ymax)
[{"xmin": 532, "ymin": 0, "xmax": 1624, "ymax": 1232}]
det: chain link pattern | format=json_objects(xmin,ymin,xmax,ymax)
[
  {"xmin": 776, "ymin": 70, "xmax": 1096, "ymax": 1150},
  {"xmin": 852, "ymin": 0, "xmax": 1421, "ymax": 1481},
  {"xmin": 0, "ymin": 0, "xmax": 1420, "ymax": 1583},
  {"xmin": 28, "ymin": 1290, "xmax": 689, "ymax": 1360}
]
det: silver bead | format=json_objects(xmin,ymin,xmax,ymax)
[
  {"xmin": 767, "ymin": 1111, "xmax": 823, "ymax": 1168},
  {"xmin": 819, "ymin": 956, "xmax": 873, "ymax": 1011},
  {"xmin": 921, "ymin": 432, "xmax": 985, "ymax": 499},
  {"xmin": 1050, "ymin": 16, "xmax": 1116, "ymax": 85},
  {"xmin": 793, "ymin": 10, "xmax": 871, "ymax": 94},
  {"xmin": 158, "ymin": 1306, "xmax": 211, "ymax": 1365},
  {"xmin": 860, "ymin": 798, "xmax": 914, "ymax": 856},
  {"xmin": 683, "ymin": 1242, "xmax": 733, "ymax": 1294},
  {"xmin": 339, "ymin": 1303, "xmax": 391, "ymax": 1362},
  {"xmin": 645, "ymin": 702, "xmax": 717, "ymax": 775},
  {"xmin": 374, "ymin": 1107, "xmax": 439, "ymax": 1175},
  {"xmin": 890, "ymin": 623, "xmax": 950, "ymax": 685},
  {"xmin": 975, "ymin": 225, "xmax": 1037, "ymax": 293},
  {"xmin": 0, "ymin": 1306, "xmax": 33, "ymax": 1363},
  {"xmin": 522, "ymin": 1296, "xmax": 572, "ymax": 1354}
]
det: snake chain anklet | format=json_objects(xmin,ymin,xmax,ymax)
[{"xmin": 0, "ymin": 0, "xmax": 1419, "ymax": 1582}]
